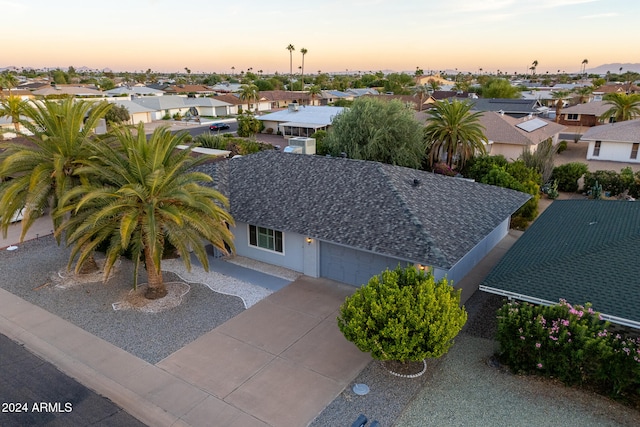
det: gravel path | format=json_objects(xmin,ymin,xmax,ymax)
[
  {"xmin": 311, "ymin": 291, "xmax": 640, "ymax": 427},
  {"xmin": 0, "ymin": 236, "xmax": 246, "ymax": 364}
]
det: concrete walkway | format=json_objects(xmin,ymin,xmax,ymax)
[{"xmin": 0, "ymin": 275, "xmax": 370, "ymax": 427}]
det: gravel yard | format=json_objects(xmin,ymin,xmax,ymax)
[{"xmin": 0, "ymin": 236, "xmax": 246, "ymax": 364}]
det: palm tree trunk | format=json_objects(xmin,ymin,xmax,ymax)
[
  {"xmin": 77, "ymin": 253, "xmax": 99, "ymax": 274},
  {"xmin": 143, "ymin": 246, "xmax": 166, "ymax": 300}
]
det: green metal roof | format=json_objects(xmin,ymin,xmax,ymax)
[{"xmin": 481, "ymin": 199, "xmax": 640, "ymax": 328}]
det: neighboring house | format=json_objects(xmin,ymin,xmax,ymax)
[
  {"xmin": 210, "ymin": 94, "xmax": 242, "ymax": 115},
  {"xmin": 185, "ymin": 97, "xmax": 236, "ymax": 117},
  {"xmin": 430, "ymin": 90, "xmax": 474, "ymax": 101},
  {"xmin": 210, "ymin": 82, "xmax": 243, "ymax": 93},
  {"xmin": 557, "ymin": 101, "xmax": 611, "ymax": 127},
  {"xmin": 130, "ymin": 95, "xmax": 233, "ymax": 119},
  {"xmin": 31, "ymin": 85, "xmax": 104, "ymax": 98},
  {"xmin": 320, "ymin": 90, "xmax": 354, "ymax": 105},
  {"xmin": 163, "ymin": 84, "xmax": 216, "ymax": 96},
  {"xmin": 581, "ymin": 119, "xmax": 640, "ymax": 163},
  {"xmin": 257, "ymin": 105, "xmax": 343, "ymax": 138},
  {"xmin": 480, "ymin": 112, "xmax": 566, "ymax": 160},
  {"xmin": 259, "ymin": 90, "xmax": 310, "ymax": 108},
  {"xmin": 198, "ymin": 150, "xmax": 530, "ymax": 302},
  {"xmin": 346, "ymin": 88, "xmax": 379, "ymax": 97},
  {"xmin": 481, "ymin": 200, "xmax": 640, "ymax": 329},
  {"xmin": 469, "ymin": 98, "xmax": 542, "ymax": 118},
  {"xmin": 110, "ymin": 100, "xmax": 155, "ymax": 124},
  {"xmin": 104, "ymin": 86, "xmax": 164, "ymax": 97}
]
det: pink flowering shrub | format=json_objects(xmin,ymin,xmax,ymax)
[{"xmin": 496, "ymin": 300, "xmax": 640, "ymax": 398}]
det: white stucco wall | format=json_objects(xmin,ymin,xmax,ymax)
[{"xmin": 586, "ymin": 140, "xmax": 640, "ymax": 163}]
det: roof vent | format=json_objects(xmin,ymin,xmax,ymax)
[
  {"xmin": 340, "ymin": 152, "xmax": 347, "ymax": 158},
  {"xmin": 412, "ymin": 179, "xmax": 420, "ymax": 187}
]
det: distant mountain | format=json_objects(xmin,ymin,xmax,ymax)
[{"xmin": 587, "ymin": 63, "xmax": 640, "ymax": 75}]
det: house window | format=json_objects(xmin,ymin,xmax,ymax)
[
  {"xmin": 567, "ymin": 114, "xmax": 579, "ymax": 121},
  {"xmin": 632, "ymin": 143, "xmax": 639, "ymax": 159},
  {"xmin": 249, "ymin": 225, "xmax": 283, "ymax": 253},
  {"xmin": 593, "ymin": 141, "xmax": 601, "ymax": 157}
]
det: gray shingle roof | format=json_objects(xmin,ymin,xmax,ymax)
[
  {"xmin": 483, "ymin": 200, "xmax": 640, "ymax": 327},
  {"xmin": 469, "ymin": 98, "xmax": 540, "ymax": 116},
  {"xmin": 197, "ymin": 151, "xmax": 530, "ymax": 269},
  {"xmin": 562, "ymin": 100, "xmax": 609, "ymax": 116},
  {"xmin": 581, "ymin": 119, "xmax": 640, "ymax": 143}
]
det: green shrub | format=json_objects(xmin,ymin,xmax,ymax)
[
  {"xmin": 337, "ymin": 266, "xmax": 467, "ymax": 362},
  {"xmin": 557, "ymin": 140, "xmax": 568, "ymax": 154},
  {"xmin": 496, "ymin": 300, "xmax": 640, "ymax": 397},
  {"xmin": 462, "ymin": 154, "xmax": 507, "ymax": 181},
  {"xmin": 551, "ymin": 162, "xmax": 589, "ymax": 192},
  {"xmin": 583, "ymin": 167, "xmax": 640, "ymax": 198}
]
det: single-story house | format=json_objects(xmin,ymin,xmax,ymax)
[
  {"xmin": 557, "ymin": 101, "xmax": 611, "ymax": 127},
  {"xmin": 198, "ymin": 150, "xmax": 530, "ymax": 302},
  {"xmin": 104, "ymin": 86, "xmax": 165, "ymax": 97},
  {"xmin": 320, "ymin": 90, "xmax": 354, "ymax": 105},
  {"xmin": 259, "ymin": 90, "xmax": 311, "ymax": 108},
  {"xmin": 257, "ymin": 105, "xmax": 343, "ymax": 138},
  {"xmin": 581, "ymin": 119, "xmax": 640, "ymax": 163},
  {"xmin": 480, "ymin": 112, "xmax": 566, "ymax": 160},
  {"xmin": 109, "ymin": 100, "xmax": 155, "ymax": 124},
  {"xmin": 469, "ymin": 98, "xmax": 542, "ymax": 118},
  {"xmin": 481, "ymin": 200, "xmax": 640, "ymax": 329},
  {"xmin": 163, "ymin": 84, "xmax": 216, "ymax": 96},
  {"xmin": 130, "ymin": 95, "xmax": 234, "ymax": 119},
  {"xmin": 31, "ymin": 85, "xmax": 104, "ymax": 98}
]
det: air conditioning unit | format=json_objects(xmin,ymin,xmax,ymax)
[{"xmin": 287, "ymin": 137, "xmax": 316, "ymax": 155}]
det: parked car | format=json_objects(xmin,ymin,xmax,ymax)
[
  {"xmin": 10, "ymin": 208, "xmax": 25, "ymax": 223},
  {"xmin": 209, "ymin": 123, "xmax": 230, "ymax": 131}
]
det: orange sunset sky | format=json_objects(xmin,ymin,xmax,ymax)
[{"xmin": 2, "ymin": 0, "xmax": 638, "ymax": 75}]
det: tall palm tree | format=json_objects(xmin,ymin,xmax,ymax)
[
  {"xmin": 307, "ymin": 85, "xmax": 321, "ymax": 105},
  {"xmin": 300, "ymin": 47, "xmax": 308, "ymax": 90},
  {"xmin": 531, "ymin": 60, "xmax": 538, "ymax": 76},
  {"xmin": 551, "ymin": 90, "xmax": 571, "ymax": 123},
  {"xmin": 599, "ymin": 93, "xmax": 640, "ymax": 122},
  {"xmin": 574, "ymin": 85, "xmax": 594, "ymax": 104},
  {"xmin": 0, "ymin": 98, "xmax": 112, "ymax": 243},
  {"xmin": 0, "ymin": 95, "xmax": 27, "ymax": 132},
  {"xmin": 286, "ymin": 44, "xmax": 295, "ymax": 90},
  {"xmin": 0, "ymin": 72, "xmax": 19, "ymax": 96},
  {"xmin": 581, "ymin": 59, "xmax": 588, "ymax": 75},
  {"xmin": 411, "ymin": 84, "xmax": 430, "ymax": 112},
  {"xmin": 424, "ymin": 100, "xmax": 486, "ymax": 168},
  {"xmin": 238, "ymin": 84, "xmax": 259, "ymax": 112},
  {"xmin": 57, "ymin": 124, "xmax": 235, "ymax": 299}
]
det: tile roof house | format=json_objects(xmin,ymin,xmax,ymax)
[
  {"xmin": 480, "ymin": 112, "xmax": 566, "ymax": 160},
  {"xmin": 481, "ymin": 200, "xmax": 640, "ymax": 329},
  {"xmin": 197, "ymin": 151, "xmax": 530, "ymax": 301},
  {"xmin": 580, "ymin": 119, "xmax": 640, "ymax": 163}
]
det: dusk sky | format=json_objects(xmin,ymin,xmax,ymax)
[{"xmin": 2, "ymin": 0, "xmax": 638, "ymax": 75}]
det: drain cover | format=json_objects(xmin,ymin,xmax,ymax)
[{"xmin": 352, "ymin": 383, "xmax": 370, "ymax": 395}]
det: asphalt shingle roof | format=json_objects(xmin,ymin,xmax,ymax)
[
  {"xmin": 483, "ymin": 200, "xmax": 640, "ymax": 327},
  {"xmin": 480, "ymin": 112, "xmax": 566, "ymax": 146},
  {"xmin": 197, "ymin": 151, "xmax": 530, "ymax": 269},
  {"xmin": 581, "ymin": 119, "xmax": 640, "ymax": 143}
]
